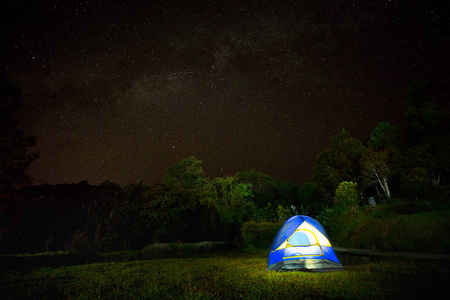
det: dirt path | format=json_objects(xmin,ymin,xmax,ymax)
[{"xmin": 334, "ymin": 247, "xmax": 450, "ymax": 260}]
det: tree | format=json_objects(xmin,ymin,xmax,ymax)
[
  {"xmin": 398, "ymin": 167, "xmax": 432, "ymax": 200},
  {"xmin": 430, "ymin": 144, "xmax": 450, "ymax": 187},
  {"xmin": 272, "ymin": 180, "xmax": 298, "ymax": 209},
  {"xmin": 312, "ymin": 129, "xmax": 365, "ymax": 200},
  {"xmin": 213, "ymin": 176, "xmax": 256, "ymax": 225},
  {"xmin": 142, "ymin": 181, "xmax": 223, "ymax": 243},
  {"xmin": 163, "ymin": 156, "xmax": 208, "ymax": 190},
  {"xmin": 234, "ymin": 170, "xmax": 275, "ymax": 208},
  {"xmin": 367, "ymin": 122, "xmax": 399, "ymax": 151},
  {"xmin": 0, "ymin": 75, "xmax": 39, "ymax": 191},
  {"xmin": 141, "ymin": 156, "xmax": 221, "ymax": 242},
  {"xmin": 234, "ymin": 170, "xmax": 299, "ymax": 219},
  {"xmin": 394, "ymin": 144, "xmax": 450, "ymax": 190},
  {"xmin": 330, "ymin": 129, "xmax": 366, "ymax": 182},
  {"xmin": 360, "ymin": 149, "xmax": 392, "ymax": 200},
  {"xmin": 403, "ymin": 81, "xmax": 450, "ymax": 146},
  {"xmin": 377, "ymin": 81, "xmax": 450, "ymax": 200},
  {"xmin": 100, "ymin": 181, "xmax": 153, "ymax": 250},
  {"xmin": 297, "ymin": 181, "xmax": 329, "ymax": 216},
  {"xmin": 312, "ymin": 149, "xmax": 340, "ymax": 198}
]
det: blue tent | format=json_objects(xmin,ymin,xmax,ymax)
[{"xmin": 267, "ymin": 215, "xmax": 343, "ymax": 272}]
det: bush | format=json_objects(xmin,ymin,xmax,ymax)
[
  {"xmin": 241, "ymin": 221, "xmax": 282, "ymax": 248},
  {"xmin": 319, "ymin": 203, "xmax": 450, "ymax": 253},
  {"xmin": 95, "ymin": 230, "xmax": 130, "ymax": 252},
  {"xmin": 334, "ymin": 181, "xmax": 359, "ymax": 209}
]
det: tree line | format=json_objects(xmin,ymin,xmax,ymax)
[
  {"xmin": 0, "ymin": 162, "xmax": 300, "ymax": 253},
  {"xmin": 302, "ymin": 81, "xmax": 450, "ymax": 216},
  {"xmin": 1, "ymin": 77, "xmax": 449, "ymax": 254}
]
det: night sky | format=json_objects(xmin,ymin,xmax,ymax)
[{"xmin": 1, "ymin": 1, "xmax": 448, "ymax": 186}]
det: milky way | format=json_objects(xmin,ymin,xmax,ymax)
[{"xmin": 1, "ymin": 1, "xmax": 448, "ymax": 186}]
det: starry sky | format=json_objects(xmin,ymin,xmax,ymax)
[{"xmin": 1, "ymin": 0, "xmax": 449, "ymax": 186}]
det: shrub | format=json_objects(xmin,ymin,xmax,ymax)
[
  {"xmin": 334, "ymin": 181, "xmax": 359, "ymax": 209},
  {"xmin": 241, "ymin": 221, "xmax": 282, "ymax": 248},
  {"xmin": 95, "ymin": 230, "xmax": 130, "ymax": 252},
  {"xmin": 317, "ymin": 206, "xmax": 369, "ymax": 246}
]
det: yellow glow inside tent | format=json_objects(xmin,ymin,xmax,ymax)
[{"xmin": 275, "ymin": 221, "xmax": 331, "ymax": 252}]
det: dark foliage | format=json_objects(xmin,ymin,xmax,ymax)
[
  {"xmin": 0, "ymin": 75, "xmax": 39, "ymax": 191},
  {"xmin": 310, "ymin": 81, "xmax": 450, "ymax": 206}
]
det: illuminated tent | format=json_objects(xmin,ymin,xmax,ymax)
[{"xmin": 267, "ymin": 215, "xmax": 343, "ymax": 272}]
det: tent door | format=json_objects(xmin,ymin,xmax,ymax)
[{"xmin": 284, "ymin": 229, "xmax": 324, "ymax": 258}]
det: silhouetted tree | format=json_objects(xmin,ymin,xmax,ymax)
[
  {"xmin": 163, "ymin": 156, "xmax": 207, "ymax": 189},
  {"xmin": 403, "ymin": 81, "xmax": 450, "ymax": 146},
  {"xmin": 395, "ymin": 81, "xmax": 450, "ymax": 196},
  {"xmin": 234, "ymin": 170, "xmax": 275, "ymax": 208},
  {"xmin": 0, "ymin": 75, "xmax": 39, "ymax": 191},
  {"xmin": 311, "ymin": 129, "xmax": 365, "ymax": 200},
  {"xmin": 367, "ymin": 122, "xmax": 399, "ymax": 151},
  {"xmin": 213, "ymin": 176, "xmax": 256, "ymax": 228},
  {"xmin": 147, "ymin": 157, "xmax": 220, "ymax": 242},
  {"xmin": 311, "ymin": 149, "xmax": 338, "ymax": 200},
  {"xmin": 330, "ymin": 129, "xmax": 366, "ymax": 183},
  {"xmin": 297, "ymin": 181, "xmax": 329, "ymax": 216}
]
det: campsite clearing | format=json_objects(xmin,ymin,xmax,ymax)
[{"xmin": 1, "ymin": 249, "xmax": 448, "ymax": 299}]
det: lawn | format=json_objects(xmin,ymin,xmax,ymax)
[{"xmin": 1, "ymin": 249, "xmax": 448, "ymax": 299}]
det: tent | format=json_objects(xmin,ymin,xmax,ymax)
[{"xmin": 267, "ymin": 215, "xmax": 343, "ymax": 272}]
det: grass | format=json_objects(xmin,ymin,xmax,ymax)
[
  {"xmin": 141, "ymin": 241, "xmax": 238, "ymax": 259},
  {"xmin": 1, "ymin": 249, "xmax": 449, "ymax": 299}
]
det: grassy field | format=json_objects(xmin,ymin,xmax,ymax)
[{"xmin": 1, "ymin": 249, "xmax": 449, "ymax": 299}]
